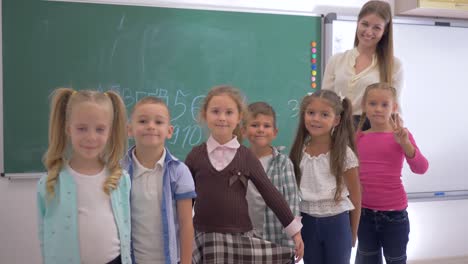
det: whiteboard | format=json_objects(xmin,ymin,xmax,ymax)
[{"xmin": 326, "ymin": 17, "xmax": 468, "ymax": 199}]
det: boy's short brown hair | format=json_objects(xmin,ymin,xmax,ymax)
[
  {"xmin": 130, "ymin": 96, "xmax": 170, "ymax": 120},
  {"xmin": 245, "ymin": 102, "xmax": 277, "ymax": 128}
]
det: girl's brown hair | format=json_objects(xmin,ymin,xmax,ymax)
[
  {"xmin": 43, "ymin": 88, "xmax": 127, "ymax": 198},
  {"xmin": 200, "ymin": 85, "xmax": 246, "ymax": 143},
  {"xmin": 289, "ymin": 90, "xmax": 356, "ymax": 201},
  {"xmin": 354, "ymin": 0, "xmax": 394, "ymax": 85},
  {"xmin": 358, "ymin": 82, "xmax": 397, "ymax": 132}
]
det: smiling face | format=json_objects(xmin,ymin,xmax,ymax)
[
  {"xmin": 304, "ymin": 98, "xmax": 340, "ymax": 139},
  {"xmin": 67, "ymin": 101, "xmax": 113, "ymax": 163},
  {"xmin": 203, "ymin": 94, "xmax": 242, "ymax": 144},
  {"xmin": 243, "ymin": 113, "xmax": 278, "ymax": 149},
  {"xmin": 362, "ymin": 88, "xmax": 397, "ymax": 127},
  {"xmin": 356, "ymin": 13, "xmax": 386, "ymax": 50},
  {"xmin": 128, "ymin": 102, "xmax": 173, "ymax": 150}
]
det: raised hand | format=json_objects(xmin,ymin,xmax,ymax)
[
  {"xmin": 390, "ymin": 113, "xmax": 410, "ymax": 146},
  {"xmin": 390, "ymin": 113, "xmax": 416, "ymax": 158}
]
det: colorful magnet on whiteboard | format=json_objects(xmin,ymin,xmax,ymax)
[
  {"xmin": 311, "ymin": 64, "xmax": 317, "ymax": 70},
  {"xmin": 311, "ymin": 83, "xmax": 317, "ymax": 89},
  {"xmin": 311, "ymin": 41, "xmax": 317, "ymax": 47},
  {"xmin": 312, "ymin": 70, "xmax": 317, "ymax": 76},
  {"xmin": 312, "ymin": 48, "xmax": 317, "ymax": 53},
  {"xmin": 311, "ymin": 76, "xmax": 316, "ymax": 82},
  {"xmin": 311, "ymin": 58, "xmax": 317, "ymax": 64},
  {"xmin": 312, "ymin": 54, "xmax": 317, "ymax": 59}
]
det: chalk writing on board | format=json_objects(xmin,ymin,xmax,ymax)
[
  {"xmin": 98, "ymin": 84, "xmax": 207, "ymax": 149},
  {"xmin": 168, "ymin": 124, "xmax": 203, "ymax": 148},
  {"xmin": 101, "ymin": 85, "xmax": 202, "ymax": 119},
  {"xmin": 288, "ymin": 99, "xmax": 300, "ymax": 118},
  {"xmin": 99, "ymin": 83, "xmax": 300, "ymax": 150},
  {"xmin": 191, "ymin": 95, "xmax": 206, "ymax": 121},
  {"xmin": 117, "ymin": 14, "xmax": 126, "ymax": 30}
]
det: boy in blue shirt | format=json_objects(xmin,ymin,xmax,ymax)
[{"xmin": 122, "ymin": 96, "xmax": 196, "ymax": 264}]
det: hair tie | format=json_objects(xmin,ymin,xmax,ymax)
[{"xmin": 337, "ymin": 92, "xmax": 345, "ymax": 102}]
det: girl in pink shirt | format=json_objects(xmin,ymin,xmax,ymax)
[{"xmin": 355, "ymin": 83, "xmax": 429, "ymax": 264}]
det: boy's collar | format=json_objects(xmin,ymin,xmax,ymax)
[
  {"xmin": 131, "ymin": 148, "xmax": 166, "ymax": 177},
  {"xmin": 127, "ymin": 145, "xmax": 178, "ymax": 165},
  {"xmin": 272, "ymin": 146, "xmax": 286, "ymax": 158},
  {"xmin": 250, "ymin": 145, "xmax": 284, "ymax": 159}
]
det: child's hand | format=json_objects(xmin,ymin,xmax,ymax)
[
  {"xmin": 390, "ymin": 113, "xmax": 416, "ymax": 158},
  {"xmin": 292, "ymin": 232, "xmax": 304, "ymax": 263},
  {"xmin": 391, "ymin": 113, "xmax": 410, "ymax": 146}
]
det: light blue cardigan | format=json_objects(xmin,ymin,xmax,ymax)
[{"xmin": 36, "ymin": 168, "xmax": 132, "ymax": 264}]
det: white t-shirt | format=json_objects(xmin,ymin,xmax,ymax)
[
  {"xmin": 246, "ymin": 155, "xmax": 272, "ymax": 234},
  {"xmin": 299, "ymin": 146, "xmax": 359, "ymax": 217},
  {"xmin": 68, "ymin": 165, "xmax": 120, "ymax": 264},
  {"xmin": 131, "ymin": 149, "xmax": 166, "ymax": 264}
]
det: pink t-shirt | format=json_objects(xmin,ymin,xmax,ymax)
[{"xmin": 356, "ymin": 131, "xmax": 429, "ymax": 211}]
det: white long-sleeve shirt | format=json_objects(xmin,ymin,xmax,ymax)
[{"xmin": 322, "ymin": 48, "xmax": 404, "ymax": 115}]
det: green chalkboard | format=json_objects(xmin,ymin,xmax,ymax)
[{"xmin": 2, "ymin": 0, "xmax": 322, "ymax": 174}]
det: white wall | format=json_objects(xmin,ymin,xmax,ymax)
[
  {"xmin": 1, "ymin": 0, "xmax": 467, "ymax": 263},
  {"xmin": 0, "ymin": 179, "xmax": 41, "ymax": 263}
]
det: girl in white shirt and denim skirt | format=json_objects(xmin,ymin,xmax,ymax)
[{"xmin": 290, "ymin": 90, "xmax": 361, "ymax": 264}]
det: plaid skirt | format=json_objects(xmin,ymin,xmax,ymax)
[{"xmin": 192, "ymin": 230, "xmax": 295, "ymax": 264}]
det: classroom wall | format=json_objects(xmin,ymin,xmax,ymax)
[{"xmin": 1, "ymin": 0, "xmax": 467, "ymax": 263}]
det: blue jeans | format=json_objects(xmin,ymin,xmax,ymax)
[
  {"xmin": 301, "ymin": 212, "xmax": 352, "ymax": 264},
  {"xmin": 355, "ymin": 208, "xmax": 410, "ymax": 264}
]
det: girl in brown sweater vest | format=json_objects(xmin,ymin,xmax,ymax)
[{"xmin": 186, "ymin": 85, "xmax": 304, "ymax": 264}]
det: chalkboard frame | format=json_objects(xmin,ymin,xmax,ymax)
[{"xmin": 1, "ymin": 0, "xmax": 323, "ymax": 177}]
